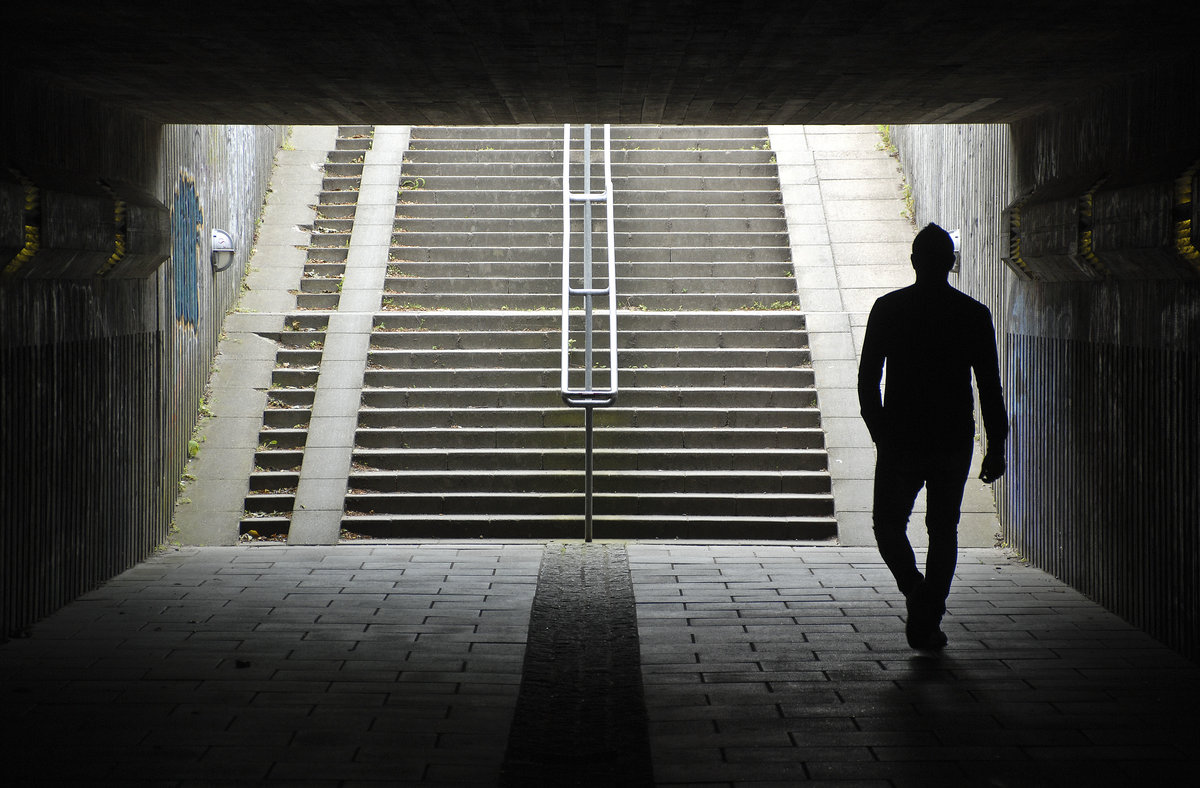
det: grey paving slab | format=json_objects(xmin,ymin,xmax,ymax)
[
  {"xmin": 335, "ymin": 289, "xmax": 386, "ymax": 313},
  {"xmin": 824, "ymin": 198, "xmax": 911, "ymax": 223},
  {"xmin": 320, "ymin": 331, "xmax": 371, "ymax": 361},
  {"xmin": 828, "ymin": 218, "xmax": 919, "ymax": 244},
  {"xmin": 793, "ymin": 264, "xmax": 839, "ymax": 290},
  {"xmin": 3, "ymin": 543, "xmax": 541, "ymax": 786},
  {"xmin": 790, "ymin": 244, "xmax": 835, "ymax": 267},
  {"xmin": 327, "ymin": 311, "xmax": 376, "ymax": 335},
  {"xmin": 807, "ymin": 329, "xmax": 856, "ymax": 361},
  {"xmin": 204, "ymin": 357, "xmax": 275, "ymax": 391},
  {"xmin": 293, "ymin": 478, "xmax": 351, "ymax": 511},
  {"xmin": 297, "ymin": 446, "xmax": 354, "ymax": 480},
  {"xmin": 815, "ymin": 157, "xmax": 905, "ymax": 181},
  {"xmin": 192, "ymin": 415, "xmax": 263, "ymax": 449},
  {"xmin": 305, "ymin": 416, "xmax": 360, "ymax": 448},
  {"xmin": 836, "ymin": 263, "xmax": 916, "ymax": 290},
  {"xmin": 795, "ymin": 287, "xmax": 844, "ymax": 313},
  {"xmin": 787, "ymin": 223, "xmax": 831, "ymax": 245},
  {"xmin": 841, "ymin": 286, "xmax": 895, "ymax": 314},
  {"xmin": 820, "ymin": 179, "xmax": 907, "ymax": 201},
  {"xmin": 253, "ymin": 221, "xmax": 312, "ymax": 248},
  {"xmin": 310, "ymin": 386, "xmax": 366, "ymax": 418}
]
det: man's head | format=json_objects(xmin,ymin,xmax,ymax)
[{"xmin": 911, "ymin": 222, "xmax": 956, "ymax": 279}]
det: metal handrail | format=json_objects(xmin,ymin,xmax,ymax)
[
  {"xmin": 560, "ymin": 123, "xmax": 618, "ymax": 541},
  {"xmin": 560, "ymin": 122, "xmax": 618, "ymax": 407}
]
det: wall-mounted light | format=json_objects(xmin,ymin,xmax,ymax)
[
  {"xmin": 949, "ymin": 228, "xmax": 961, "ymax": 273},
  {"xmin": 211, "ymin": 228, "xmax": 236, "ymax": 272}
]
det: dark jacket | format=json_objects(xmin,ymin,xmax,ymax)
[{"xmin": 857, "ymin": 280, "xmax": 1007, "ymax": 452}]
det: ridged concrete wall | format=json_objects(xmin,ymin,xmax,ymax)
[
  {"xmin": 0, "ymin": 80, "xmax": 282, "ymax": 636},
  {"xmin": 891, "ymin": 63, "xmax": 1200, "ymax": 659}
]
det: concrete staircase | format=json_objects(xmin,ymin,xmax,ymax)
[
  {"xmin": 341, "ymin": 125, "xmax": 835, "ymax": 539},
  {"xmin": 241, "ymin": 126, "xmax": 371, "ymax": 535}
]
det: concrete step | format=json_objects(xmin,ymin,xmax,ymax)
[
  {"xmin": 319, "ymin": 176, "xmax": 360, "ymax": 191},
  {"xmin": 379, "ymin": 293, "xmax": 796, "ymax": 311},
  {"xmin": 410, "ymin": 125, "xmax": 767, "ymax": 141},
  {"xmin": 399, "ymin": 161, "xmax": 782, "ymax": 179},
  {"xmin": 392, "ymin": 216, "xmax": 787, "ymax": 233},
  {"xmin": 383, "ymin": 276, "xmax": 797, "ymax": 297},
  {"xmin": 396, "ymin": 202, "xmax": 786, "ymax": 220},
  {"xmin": 297, "ymin": 294, "xmax": 339, "ymax": 310},
  {"xmin": 322, "ymin": 162, "xmax": 365, "ymax": 177},
  {"xmin": 401, "ymin": 189, "xmax": 782, "ymax": 206},
  {"xmin": 403, "ymin": 148, "xmax": 776, "ymax": 165},
  {"xmin": 387, "ymin": 245, "xmax": 790, "ymax": 263},
  {"xmin": 337, "ymin": 513, "xmax": 834, "ymax": 541},
  {"xmin": 343, "ymin": 491, "xmax": 832, "ymax": 518},
  {"xmin": 361, "ymin": 366, "xmax": 814, "ymax": 389},
  {"xmin": 389, "ymin": 230, "xmax": 788, "ymax": 248},
  {"xmin": 399, "ymin": 174, "xmax": 784, "ymax": 192},
  {"xmin": 248, "ymin": 471, "xmax": 300, "ymax": 492},
  {"xmin": 356, "ymin": 407, "xmax": 822, "ymax": 430},
  {"xmin": 315, "ymin": 205, "xmax": 357, "ymax": 219},
  {"xmin": 306, "ymin": 246, "xmax": 347, "ymax": 263},
  {"xmin": 368, "ymin": 328, "xmax": 806, "ymax": 350},
  {"xmin": 254, "ymin": 449, "xmax": 305, "ymax": 472},
  {"xmin": 365, "ymin": 347, "xmax": 810, "ymax": 370},
  {"xmin": 263, "ymin": 409, "xmax": 313, "ymax": 429},
  {"xmin": 368, "ymin": 309, "xmax": 806, "ymax": 331},
  {"xmin": 313, "ymin": 217, "xmax": 354, "ymax": 232},
  {"xmin": 244, "ymin": 493, "xmax": 296, "ymax": 515},
  {"xmin": 300, "ymin": 279, "xmax": 343, "ymax": 294},
  {"xmin": 381, "ymin": 261, "xmax": 795, "ymax": 280},
  {"xmin": 354, "ymin": 425, "xmax": 825, "ymax": 450},
  {"xmin": 303, "ymin": 265, "xmax": 346, "ymax": 280},
  {"xmin": 359, "ymin": 387, "xmax": 817, "ymax": 410},
  {"xmin": 349, "ymin": 469, "xmax": 831, "ymax": 495},
  {"xmin": 308, "ymin": 232, "xmax": 352, "ymax": 248},
  {"xmin": 351, "ymin": 447, "xmax": 829, "ymax": 472},
  {"xmin": 326, "ymin": 149, "xmax": 366, "ymax": 165}
]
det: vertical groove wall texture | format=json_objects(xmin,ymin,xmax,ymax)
[
  {"xmin": 893, "ymin": 93, "xmax": 1200, "ymax": 659},
  {"xmin": 1, "ymin": 102, "xmax": 282, "ymax": 637}
]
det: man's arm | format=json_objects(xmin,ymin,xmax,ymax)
[
  {"xmin": 857, "ymin": 301, "xmax": 887, "ymax": 445},
  {"xmin": 974, "ymin": 308, "xmax": 1008, "ymax": 482}
]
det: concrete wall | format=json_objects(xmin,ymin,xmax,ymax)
[
  {"xmin": 891, "ymin": 59, "xmax": 1200, "ymax": 659},
  {"xmin": 1, "ymin": 77, "xmax": 282, "ymax": 637}
]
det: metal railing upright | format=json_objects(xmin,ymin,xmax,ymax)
[{"xmin": 560, "ymin": 123, "xmax": 618, "ymax": 542}]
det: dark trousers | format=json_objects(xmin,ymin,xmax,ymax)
[{"xmin": 872, "ymin": 439, "xmax": 975, "ymax": 609}]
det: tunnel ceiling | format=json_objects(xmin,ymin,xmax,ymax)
[{"xmin": 6, "ymin": 1, "xmax": 1198, "ymax": 126}]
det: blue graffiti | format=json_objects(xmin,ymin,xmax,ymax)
[{"xmin": 172, "ymin": 175, "xmax": 203, "ymax": 330}]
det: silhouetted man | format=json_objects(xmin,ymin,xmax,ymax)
[{"xmin": 857, "ymin": 223, "xmax": 1007, "ymax": 650}]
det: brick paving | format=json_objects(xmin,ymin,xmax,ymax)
[
  {"xmin": 633, "ymin": 544, "xmax": 1199, "ymax": 787},
  {"xmin": 3, "ymin": 542, "xmax": 1197, "ymax": 785}
]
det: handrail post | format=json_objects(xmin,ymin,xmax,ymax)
[{"xmin": 585, "ymin": 407, "xmax": 594, "ymax": 542}]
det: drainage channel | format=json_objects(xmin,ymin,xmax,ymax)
[{"xmin": 500, "ymin": 541, "xmax": 653, "ymax": 786}]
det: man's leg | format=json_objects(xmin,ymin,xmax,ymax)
[
  {"xmin": 871, "ymin": 445, "xmax": 927, "ymax": 596},
  {"xmin": 921, "ymin": 439, "xmax": 976, "ymax": 615}
]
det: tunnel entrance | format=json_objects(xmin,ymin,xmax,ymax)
[
  {"xmin": 180, "ymin": 122, "xmax": 1001, "ymax": 550},
  {"xmin": 227, "ymin": 124, "xmax": 837, "ymax": 544}
]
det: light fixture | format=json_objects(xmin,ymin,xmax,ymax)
[
  {"xmin": 949, "ymin": 228, "xmax": 961, "ymax": 273},
  {"xmin": 211, "ymin": 228, "xmax": 236, "ymax": 272}
]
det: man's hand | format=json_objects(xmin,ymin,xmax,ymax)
[{"xmin": 979, "ymin": 450, "xmax": 1005, "ymax": 483}]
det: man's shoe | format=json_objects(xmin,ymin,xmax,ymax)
[
  {"xmin": 905, "ymin": 584, "xmax": 948, "ymax": 650},
  {"xmin": 915, "ymin": 626, "xmax": 948, "ymax": 650}
]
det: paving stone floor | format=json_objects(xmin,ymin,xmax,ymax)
[{"xmin": 3, "ymin": 542, "xmax": 1197, "ymax": 786}]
